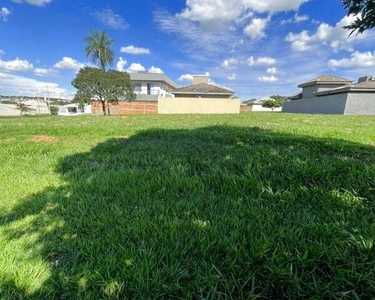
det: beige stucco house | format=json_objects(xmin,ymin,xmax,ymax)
[{"xmin": 283, "ymin": 75, "xmax": 375, "ymax": 115}]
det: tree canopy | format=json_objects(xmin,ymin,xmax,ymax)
[
  {"xmin": 343, "ymin": 0, "xmax": 375, "ymax": 34},
  {"xmin": 72, "ymin": 67, "xmax": 135, "ymax": 115},
  {"xmin": 84, "ymin": 30, "xmax": 115, "ymax": 71},
  {"xmin": 262, "ymin": 99, "xmax": 284, "ymax": 112}
]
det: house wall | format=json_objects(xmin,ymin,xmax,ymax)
[
  {"xmin": 302, "ymin": 84, "xmax": 348, "ymax": 98},
  {"xmin": 344, "ymin": 93, "xmax": 375, "ymax": 115},
  {"xmin": 91, "ymin": 101, "xmax": 158, "ymax": 116},
  {"xmin": 158, "ymin": 97, "xmax": 240, "ymax": 114},
  {"xmin": 283, "ymin": 94, "xmax": 348, "ymax": 114},
  {"xmin": 133, "ymin": 81, "xmax": 175, "ymax": 97}
]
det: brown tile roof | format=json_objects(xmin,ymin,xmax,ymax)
[
  {"xmin": 172, "ymin": 83, "xmax": 234, "ymax": 95},
  {"xmin": 299, "ymin": 75, "xmax": 352, "ymax": 87}
]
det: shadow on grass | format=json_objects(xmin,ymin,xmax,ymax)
[{"xmin": 1, "ymin": 126, "xmax": 375, "ymax": 299}]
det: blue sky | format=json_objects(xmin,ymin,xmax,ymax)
[{"xmin": 0, "ymin": 0, "xmax": 374, "ymax": 100}]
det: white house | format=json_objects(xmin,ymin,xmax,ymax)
[
  {"xmin": 129, "ymin": 72, "xmax": 177, "ymax": 101},
  {"xmin": 247, "ymin": 97, "xmax": 282, "ymax": 112},
  {"xmin": 58, "ymin": 103, "xmax": 91, "ymax": 116}
]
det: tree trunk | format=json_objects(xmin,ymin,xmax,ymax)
[{"xmin": 101, "ymin": 100, "xmax": 106, "ymax": 115}]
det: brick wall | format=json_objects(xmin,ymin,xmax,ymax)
[
  {"xmin": 240, "ymin": 105, "xmax": 252, "ymax": 112},
  {"xmin": 91, "ymin": 101, "xmax": 158, "ymax": 116}
]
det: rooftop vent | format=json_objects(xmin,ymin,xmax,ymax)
[{"xmin": 193, "ymin": 73, "xmax": 210, "ymax": 85}]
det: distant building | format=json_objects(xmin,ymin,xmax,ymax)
[
  {"xmin": 284, "ymin": 75, "xmax": 375, "ymax": 115},
  {"xmin": 244, "ymin": 97, "xmax": 282, "ymax": 112},
  {"xmin": 129, "ymin": 72, "xmax": 177, "ymax": 101},
  {"xmin": 171, "ymin": 75, "xmax": 235, "ymax": 98}
]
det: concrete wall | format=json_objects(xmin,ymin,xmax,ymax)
[
  {"xmin": 283, "ymin": 94, "xmax": 348, "ymax": 114},
  {"xmin": 158, "ymin": 97, "xmax": 240, "ymax": 114},
  {"xmin": 173, "ymin": 93, "xmax": 231, "ymax": 99},
  {"xmin": 0, "ymin": 104, "xmax": 21, "ymax": 116},
  {"xmin": 345, "ymin": 93, "xmax": 375, "ymax": 115}
]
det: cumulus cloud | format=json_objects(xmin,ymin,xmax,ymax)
[
  {"xmin": 228, "ymin": 73, "xmax": 237, "ymax": 80},
  {"xmin": 126, "ymin": 63, "xmax": 146, "ymax": 73},
  {"xmin": 267, "ymin": 67, "xmax": 277, "ymax": 74},
  {"xmin": 247, "ymin": 56, "xmax": 277, "ymax": 66},
  {"xmin": 120, "ymin": 46, "xmax": 150, "ymax": 55},
  {"xmin": 328, "ymin": 51, "xmax": 375, "ymax": 69},
  {"xmin": 148, "ymin": 66, "xmax": 163, "ymax": 73},
  {"xmin": 34, "ymin": 68, "xmax": 55, "ymax": 76},
  {"xmin": 0, "ymin": 7, "xmax": 11, "ymax": 21},
  {"xmin": 286, "ymin": 15, "xmax": 366, "ymax": 52},
  {"xmin": 53, "ymin": 57, "xmax": 85, "ymax": 72},
  {"xmin": 116, "ymin": 57, "xmax": 127, "ymax": 72},
  {"xmin": 177, "ymin": 0, "xmax": 307, "ymax": 28},
  {"xmin": 0, "ymin": 57, "xmax": 33, "ymax": 72},
  {"xmin": 178, "ymin": 74, "xmax": 194, "ymax": 82},
  {"xmin": 221, "ymin": 58, "xmax": 239, "ymax": 69},
  {"xmin": 0, "ymin": 72, "xmax": 72, "ymax": 99},
  {"xmin": 92, "ymin": 8, "xmax": 128, "ymax": 30},
  {"xmin": 258, "ymin": 75, "xmax": 278, "ymax": 82},
  {"xmin": 11, "ymin": 0, "xmax": 52, "ymax": 6},
  {"xmin": 243, "ymin": 17, "xmax": 269, "ymax": 39}
]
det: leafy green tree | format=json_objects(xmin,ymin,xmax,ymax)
[
  {"xmin": 262, "ymin": 99, "xmax": 283, "ymax": 112},
  {"xmin": 72, "ymin": 67, "xmax": 136, "ymax": 115},
  {"xmin": 84, "ymin": 30, "xmax": 115, "ymax": 71},
  {"xmin": 15, "ymin": 103, "xmax": 31, "ymax": 116},
  {"xmin": 270, "ymin": 95, "xmax": 287, "ymax": 102},
  {"xmin": 343, "ymin": 0, "xmax": 375, "ymax": 34},
  {"xmin": 242, "ymin": 99, "xmax": 257, "ymax": 105}
]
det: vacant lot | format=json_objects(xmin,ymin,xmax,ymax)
[{"xmin": 1, "ymin": 113, "xmax": 375, "ymax": 299}]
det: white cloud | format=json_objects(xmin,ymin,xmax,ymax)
[
  {"xmin": 1, "ymin": 7, "xmax": 11, "ymax": 21},
  {"xmin": 11, "ymin": 0, "xmax": 52, "ymax": 6},
  {"xmin": 148, "ymin": 66, "xmax": 163, "ymax": 73},
  {"xmin": 328, "ymin": 51, "xmax": 375, "ymax": 69},
  {"xmin": 281, "ymin": 13, "xmax": 309, "ymax": 25},
  {"xmin": 267, "ymin": 67, "xmax": 277, "ymax": 74},
  {"xmin": 177, "ymin": 0, "xmax": 307, "ymax": 28},
  {"xmin": 286, "ymin": 15, "xmax": 366, "ymax": 52},
  {"xmin": 0, "ymin": 72, "xmax": 72, "ymax": 99},
  {"xmin": 116, "ymin": 57, "xmax": 127, "ymax": 72},
  {"xmin": 92, "ymin": 8, "xmax": 128, "ymax": 30},
  {"xmin": 243, "ymin": 17, "xmax": 269, "ymax": 39},
  {"xmin": 126, "ymin": 63, "xmax": 146, "ymax": 73},
  {"xmin": 178, "ymin": 74, "xmax": 194, "ymax": 82},
  {"xmin": 256, "ymin": 56, "xmax": 277, "ymax": 65},
  {"xmin": 0, "ymin": 57, "xmax": 33, "ymax": 72},
  {"xmin": 258, "ymin": 75, "xmax": 278, "ymax": 82},
  {"xmin": 34, "ymin": 68, "xmax": 55, "ymax": 76},
  {"xmin": 120, "ymin": 46, "xmax": 150, "ymax": 55},
  {"xmin": 54, "ymin": 57, "xmax": 85, "ymax": 72},
  {"xmin": 228, "ymin": 73, "xmax": 237, "ymax": 80},
  {"xmin": 221, "ymin": 58, "xmax": 239, "ymax": 69}
]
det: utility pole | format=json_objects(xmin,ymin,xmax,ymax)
[
  {"xmin": 36, "ymin": 91, "xmax": 40, "ymax": 115},
  {"xmin": 47, "ymin": 86, "xmax": 50, "ymax": 112}
]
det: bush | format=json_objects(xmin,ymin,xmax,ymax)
[{"xmin": 50, "ymin": 106, "xmax": 59, "ymax": 115}]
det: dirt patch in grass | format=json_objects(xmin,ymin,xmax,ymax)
[
  {"xmin": 119, "ymin": 136, "xmax": 130, "ymax": 139},
  {"xmin": 3, "ymin": 137, "xmax": 16, "ymax": 142},
  {"xmin": 30, "ymin": 135, "xmax": 57, "ymax": 143}
]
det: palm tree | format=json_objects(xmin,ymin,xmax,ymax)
[{"xmin": 84, "ymin": 30, "xmax": 115, "ymax": 71}]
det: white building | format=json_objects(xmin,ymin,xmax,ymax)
[
  {"xmin": 129, "ymin": 72, "xmax": 177, "ymax": 101},
  {"xmin": 246, "ymin": 97, "xmax": 282, "ymax": 112},
  {"xmin": 58, "ymin": 103, "xmax": 91, "ymax": 116}
]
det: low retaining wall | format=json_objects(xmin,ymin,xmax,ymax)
[
  {"xmin": 158, "ymin": 97, "xmax": 240, "ymax": 114},
  {"xmin": 91, "ymin": 101, "xmax": 158, "ymax": 115}
]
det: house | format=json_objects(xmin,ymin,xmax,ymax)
[
  {"xmin": 171, "ymin": 74, "xmax": 235, "ymax": 98},
  {"xmin": 283, "ymin": 75, "xmax": 375, "ymax": 115},
  {"xmin": 129, "ymin": 72, "xmax": 177, "ymax": 101},
  {"xmin": 158, "ymin": 74, "xmax": 240, "ymax": 114},
  {"xmin": 58, "ymin": 103, "xmax": 91, "ymax": 116},
  {"xmin": 244, "ymin": 97, "xmax": 282, "ymax": 112}
]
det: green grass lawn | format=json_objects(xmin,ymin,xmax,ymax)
[{"xmin": 1, "ymin": 113, "xmax": 375, "ymax": 299}]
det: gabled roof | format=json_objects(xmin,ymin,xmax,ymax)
[
  {"xmin": 171, "ymin": 83, "xmax": 235, "ymax": 95},
  {"xmin": 315, "ymin": 78, "xmax": 375, "ymax": 96},
  {"xmin": 298, "ymin": 75, "xmax": 352, "ymax": 88}
]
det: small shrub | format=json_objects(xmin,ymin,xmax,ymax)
[{"xmin": 50, "ymin": 106, "xmax": 59, "ymax": 115}]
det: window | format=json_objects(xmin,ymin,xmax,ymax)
[
  {"xmin": 147, "ymin": 83, "xmax": 154, "ymax": 95},
  {"xmin": 135, "ymin": 83, "xmax": 142, "ymax": 93}
]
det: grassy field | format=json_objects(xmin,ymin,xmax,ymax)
[{"xmin": 0, "ymin": 113, "xmax": 375, "ymax": 299}]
